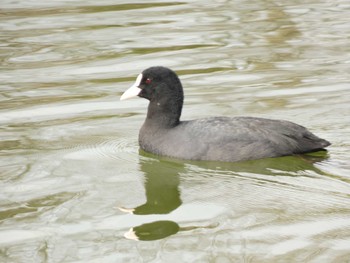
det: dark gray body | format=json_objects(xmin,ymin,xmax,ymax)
[{"xmin": 139, "ymin": 116, "xmax": 330, "ymax": 162}]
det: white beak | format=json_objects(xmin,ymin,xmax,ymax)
[{"xmin": 120, "ymin": 74, "xmax": 143, "ymax": 100}]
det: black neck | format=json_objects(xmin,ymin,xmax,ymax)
[{"xmin": 145, "ymin": 98, "xmax": 182, "ymax": 128}]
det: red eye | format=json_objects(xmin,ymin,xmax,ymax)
[{"xmin": 145, "ymin": 78, "xmax": 152, "ymax": 84}]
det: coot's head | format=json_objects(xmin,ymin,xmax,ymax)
[
  {"xmin": 120, "ymin": 67, "xmax": 184, "ymax": 126},
  {"xmin": 120, "ymin": 66, "xmax": 184, "ymax": 104}
]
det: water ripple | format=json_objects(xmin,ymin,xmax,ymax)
[{"xmin": 63, "ymin": 137, "xmax": 138, "ymax": 163}]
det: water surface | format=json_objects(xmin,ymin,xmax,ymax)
[{"xmin": 1, "ymin": 0, "xmax": 350, "ymax": 262}]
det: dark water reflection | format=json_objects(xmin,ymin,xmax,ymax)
[
  {"xmin": 125, "ymin": 158, "xmax": 183, "ymax": 215},
  {"xmin": 121, "ymin": 151, "xmax": 331, "ymax": 241},
  {"xmin": 120, "ymin": 158, "xmax": 183, "ymax": 240},
  {"xmin": 1, "ymin": 0, "xmax": 350, "ymax": 261}
]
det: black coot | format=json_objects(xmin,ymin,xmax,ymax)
[{"xmin": 120, "ymin": 66, "xmax": 330, "ymax": 162}]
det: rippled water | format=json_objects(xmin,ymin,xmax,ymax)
[{"xmin": 1, "ymin": 0, "xmax": 350, "ymax": 262}]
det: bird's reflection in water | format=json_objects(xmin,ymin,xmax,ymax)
[
  {"xmin": 128, "ymin": 158, "xmax": 182, "ymax": 215},
  {"xmin": 120, "ymin": 156, "xmax": 186, "ymax": 240},
  {"xmin": 120, "ymin": 150, "xmax": 330, "ymax": 241}
]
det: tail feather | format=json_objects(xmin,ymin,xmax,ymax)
[{"xmin": 297, "ymin": 133, "xmax": 331, "ymax": 154}]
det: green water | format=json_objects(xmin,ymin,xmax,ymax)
[{"xmin": 1, "ymin": 0, "xmax": 350, "ymax": 262}]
